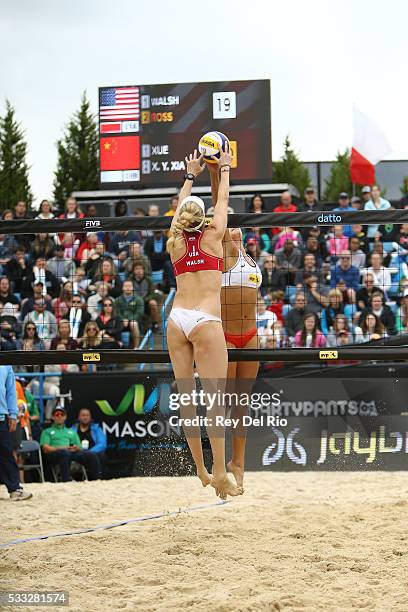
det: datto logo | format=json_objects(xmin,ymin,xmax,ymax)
[
  {"xmin": 317, "ymin": 214, "xmax": 342, "ymax": 223},
  {"xmin": 96, "ymin": 383, "xmax": 171, "ymax": 416}
]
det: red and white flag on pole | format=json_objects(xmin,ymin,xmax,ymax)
[{"xmin": 350, "ymin": 107, "xmax": 392, "ymax": 185}]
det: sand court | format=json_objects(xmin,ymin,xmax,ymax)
[{"xmin": 2, "ymin": 472, "xmax": 408, "ymax": 611}]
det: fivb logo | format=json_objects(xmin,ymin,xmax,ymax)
[
  {"xmin": 95, "ymin": 383, "xmax": 171, "ymax": 416},
  {"xmin": 84, "ymin": 220, "xmax": 101, "ymax": 229},
  {"xmin": 262, "ymin": 427, "xmax": 307, "ymax": 466}
]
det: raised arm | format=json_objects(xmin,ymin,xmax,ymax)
[
  {"xmin": 210, "ymin": 146, "xmax": 234, "ymax": 237},
  {"xmin": 170, "ymin": 150, "xmax": 206, "ymax": 232}
]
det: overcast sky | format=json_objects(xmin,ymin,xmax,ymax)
[{"xmin": 1, "ymin": 0, "xmax": 407, "ymax": 202}]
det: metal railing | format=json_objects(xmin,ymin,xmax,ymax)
[
  {"xmin": 14, "ymin": 372, "xmax": 71, "ymax": 422},
  {"xmin": 161, "ymin": 288, "xmax": 176, "ymax": 349}
]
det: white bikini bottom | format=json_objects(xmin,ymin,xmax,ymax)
[{"xmin": 169, "ymin": 307, "xmax": 222, "ymax": 339}]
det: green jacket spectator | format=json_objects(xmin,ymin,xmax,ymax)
[
  {"xmin": 40, "ymin": 423, "xmax": 81, "ymax": 449},
  {"xmin": 115, "ymin": 287, "xmax": 144, "ymax": 323}
]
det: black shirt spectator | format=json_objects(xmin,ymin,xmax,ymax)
[
  {"xmin": 0, "ymin": 277, "xmax": 20, "ymax": 306},
  {"xmin": 144, "ymin": 231, "xmax": 170, "ymax": 272},
  {"xmin": 284, "ymin": 293, "xmax": 310, "ymax": 338},
  {"xmin": 260, "ymin": 255, "xmax": 285, "ymax": 295},
  {"xmin": 20, "ymin": 257, "xmax": 60, "ymax": 299},
  {"xmin": 4, "ymin": 247, "xmax": 31, "ymax": 293},
  {"xmin": 359, "ymin": 292, "xmax": 396, "ymax": 335},
  {"xmin": 95, "ymin": 298, "xmax": 123, "ymax": 346},
  {"xmin": 298, "ymin": 187, "xmax": 322, "ymax": 212},
  {"xmin": 13, "ymin": 201, "xmax": 34, "ymax": 249}
]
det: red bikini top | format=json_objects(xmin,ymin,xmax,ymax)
[{"xmin": 172, "ymin": 231, "xmax": 223, "ymax": 277}]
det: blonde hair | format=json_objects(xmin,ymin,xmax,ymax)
[{"xmin": 167, "ymin": 201, "xmax": 205, "ymax": 255}]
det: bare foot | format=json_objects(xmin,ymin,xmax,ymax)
[
  {"xmin": 227, "ymin": 460, "xmax": 244, "ymax": 490},
  {"xmin": 197, "ymin": 468, "xmax": 212, "ymax": 488},
  {"xmin": 212, "ymin": 473, "xmax": 243, "ymax": 499}
]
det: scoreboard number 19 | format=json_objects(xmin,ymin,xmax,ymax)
[{"xmin": 212, "ymin": 91, "xmax": 236, "ymax": 119}]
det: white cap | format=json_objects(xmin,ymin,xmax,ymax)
[{"xmin": 179, "ymin": 195, "xmax": 206, "ymax": 231}]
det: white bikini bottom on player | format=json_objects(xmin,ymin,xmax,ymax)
[{"xmin": 169, "ymin": 307, "xmax": 222, "ymax": 339}]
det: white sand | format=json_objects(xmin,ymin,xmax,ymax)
[{"xmin": 2, "ymin": 472, "xmax": 408, "ymax": 612}]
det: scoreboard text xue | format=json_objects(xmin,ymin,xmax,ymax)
[{"xmin": 98, "ymin": 80, "xmax": 272, "ymax": 188}]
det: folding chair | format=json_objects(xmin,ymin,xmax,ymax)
[
  {"xmin": 17, "ymin": 440, "xmax": 45, "ymax": 483},
  {"xmin": 51, "ymin": 462, "xmax": 88, "ymax": 482}
]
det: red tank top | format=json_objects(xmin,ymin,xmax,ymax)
[{"xmin": 172, "ymin": 231, "xmax": 222, "ymax": 277}]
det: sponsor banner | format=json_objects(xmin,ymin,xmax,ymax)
[{"xmin": 61, "ymin": 373, "xmax": 408, "ymax": 475}]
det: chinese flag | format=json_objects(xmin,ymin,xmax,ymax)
[{"xmin": 100, "ymin": 136, "xmax": 140, "ymax": 171}]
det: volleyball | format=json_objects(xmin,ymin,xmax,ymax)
[{"xmin": 198, "ymin": 131, "xmax": 229, "ymax": 163}]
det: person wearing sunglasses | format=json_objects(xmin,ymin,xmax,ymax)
[
  {"xmin": 95, "ymin": 299, "xmax": 123, "ymax": 348},
  {"xmin": 68, "ymin": 295, "xmax": 91, "ymax": 340}
]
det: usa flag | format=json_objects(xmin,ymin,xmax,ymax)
[{"xmin": 99, "ymin": 87, "xmax": 140, "ymax": 121}]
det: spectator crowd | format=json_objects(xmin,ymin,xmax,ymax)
[{"xmin": 1, "ymin": 186, "xmax": 408, "ymax": 363}]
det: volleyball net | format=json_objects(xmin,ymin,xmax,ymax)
[{"xmin": 1, "ymin": 208, "xmax": 408, "ymax": 366}]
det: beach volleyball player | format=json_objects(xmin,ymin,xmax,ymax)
[
  {"xmin": 207, "ymin": 160, "xmax": 261, "ymax": 490},
  {"xmin": 166, "ymin": 147, "xmax": 243, "ymax": 499}
]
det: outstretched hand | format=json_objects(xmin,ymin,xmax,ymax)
[
  {"xmin": 185, "ymin": 150, "xmax": 206, "ymax": 177},
  {"xmin": 214, "ymin": 142, "xmax": 233, "ymax": 168}
]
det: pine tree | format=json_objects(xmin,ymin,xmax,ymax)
[
  {"xmin": 323, "ymin": 149, "xmax": 362, "ymax": 201},
  {"xmin": 273, "ymin": 136, "xmax": 311, "ymax": 196},
  {"xmin": 0, "ymin": 100, "xmax": 33, "ymax": 211},
  {"xmin": 53, "ymin": 92, "xmax": 99, "ymax": 208},
  {"xmin": 400, "ymin": 176, "xmax": 408, "ymax": 195}
]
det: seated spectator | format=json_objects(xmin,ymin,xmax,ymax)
[
  {"xmin": 245, "ymin": 237, "xmax": 265, "ymax": 266},
  {"xmin": 73, "ymin": 266, "xmax": 91, "ymax": 297},
  {"xmin": 40, "ymin": 405, "xmax": 100, "ymax": 481},
  {"xmin": 275, "ymin": 239, "xmax": 302, "ymax": 285},
  {"xmin": 50, "ymin": 319, "xmax": 78, "ymax": 350},
  {"xmin": 52, "ymin": 281, "xmax": 74, "ymax": 323},
  {"xmin": 91, "ymin": 258, "xmax": 122, "ymax": 298},
  {"xmin": 299, "ymin": 272, "xmax": 329, "ymax": 314},
  {"xmin": 356, "ymin": 272, "xmax": 385, "ymax": 310},
  {"xmin": 79, "ymin": 321, "xmax": 103, "ymax": 349},
  {"xmin": 328, "ymin": 225, "xmax": 349, "ymax": 260},
  {"xmin": 333, "ymin": 193, "xmax": 355, "ymax": 237},
  {"xmin": 114, "ymin": 199, "xmax": 128, "ymax": 217},
  {"xmin": 273, "ymin": 227, "xmax": 302, "ymax": 252},
  {"xmin": 351, "ymin": 196, "xmax": 363, "ymax": 210},
  {"xmin": 16, "ymin": 321, "xmax": 46, "ymax": 351},
  {"xmin": 293, "ymin": 313, "xmax": 327, "ymax": 348},
  {"xmin": 4, "ymin": 246, "xmax": 30, "ymax": 294},
  {"xmin": 148, "ymin": 203, "xmax": 160, "ymax": 217},
  {"xmin": 35, "ymin": 199, "xmax": 55, "ymax": 220},
  {"xmin": 0, "ymin": 302, "xmax": 20, "ymax": 346},
  {"xmin": 61, "ymin": 232, "xmax": 80, "ymax": 261},
  {"xmin": 396, "ymin": 289, "xmax": 408, "ymax": 333},
  {"xmin": 206, "ymin": 203, "xmax": 235, "ymax": 216},
  {"xmin": 0, "ymin": 277, "xmax": 20, "ymax": 307},
  {"xmin": 84, "ymin": 204, "xmax": 105, "ymax": 243},
  {"xmin": 13, "ymin": 200, "xmax": 34, "ymax": 249},
  {"xmin": 321, "ymin": 289, "xmax": 345, "ymax": 336},
  {"xmin": 164, "ymin": 195, "xmax": 179, "ymax": 217},
  {"xmin": 260, "ymin": 255, "xmax": 285, "ymax": 296},
  {"xmin": 115, "ymin": 280, "xmax": 144, "ymax": 347},
  {"xmin": 298, "ymin": 187, "xmax": 322, "ymax": 212},
  {"xmin": 95, "ymin": 298, "xmax": 123, "ymax": 347},
  {"xmin": 144, "ymin": 230, "xmax": 174, "ymax": 289},
  {"xmin": 249, "ymin": 193, "xmax": 266, "ymax": 213},
  {"xmin": 75, "ymin": 233, "xmax": 99, "ymax": 266},
  {"xmin": 23, "ymin": 299, "xmax": 57, "ymax": 345},
  {"xmin": 266, "ymin": 290, "xmax": 285, "ymax": 323},
  {"xmin": 87, "ymin": 282, "xmax": 109, "ymax": 320},
  {"xmin": 294, "ymin": 253, "xmax": 325, "ymax": 287},
  {"xmin": 21, "ymin": 256, "xmax": 60, "ymax": 299},
  {"xmin": 129, "ymin": 264, "xmax": 160, "ymax": 332},
  {"xmin": 326, "ymin": 314, "xmax": 353, "ymax": 347},
  {"xmin": 58, "ymin": 197, "xmax": 84, "ymax": 247},
  {"xmin": 46, "ymin": 244, "xmax": 76, "ymax": 285},
  {"xmin": 364, "ymin": 185, "xmax": 391, "ymax": 240},
  {"xmin": 2, "ymin": 208, "xmax": 14, "ymax": 221},
  {"xmin": 19, "ymin": 378, "xmax": 41, "ymax": 441},
  {"xmin": 21, "ymin": 281, "xmax": 52, "ymax": 319},
  {"xmin": 302, "ymin": 235, "xmax": 326, "ymax": 266},
  {"xmin": 349, "ymin": 235, "xmax": 366, "ymax": 270},
  {"xmin": 133, "ymin": 208, "xmax": 151, "ymax": 241},
  {"xmin": 272, "ymin": 191, "xmax": 297, "ymax": 236},
  {"xmin": 369, "ymin": 241, "xmax": 391, "ymax": 268},
  {"xmin": 244, "ymin": 227, "xmax": 271, "ymax": 253},
  {"xmin": 359, "ymin": 292, "xmax": 396, "ymax": 335},
  {"xmin": 71, "ymin": 408, "xmax": 107, "ymax": 479},
  {"xmin": 83, "ymin": 242, "xmax": 113, "ymax": 278},
  {"xmin": 256, "ymin": 298, "xmax": 277, "ymax": 336},
  {"xmin": 330, "ymin": 250, "xmax": 360, "ymax": 303},
  {"xmin": 68, "ymin": 294, "xmax": 92, "ymax": 340},
  {"xmin": 354, "ymin": 312, "xmax": 388, "ymax": 343},
  {"xmin": 284, "ymin": 292, "xmax": 309, "ymax": 339},
  {"xmin": 0, "ymin": 232, "xmax": 18, "ymax": 273},
  {"xmin": 123, "ymin": 242, "xmax": 151, "ymax": 276},
  {"xmin": 363, "ymin": 253, "xmax": 392, "ymax": 294},
  {"xmin": 30, "ymin": 233, "xmax": 56, "ymax": 260},
  {"xmin": 108, "ymin": 230, "xmax": 143, "ymax": 266},
  {"xmin": 350, "ymin": 224, "xmax": 368, "ymax": 252}
]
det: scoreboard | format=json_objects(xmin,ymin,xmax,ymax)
[{"xmin": 98, "ymin": 79, "xmax": 272, "ymax": 188}]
